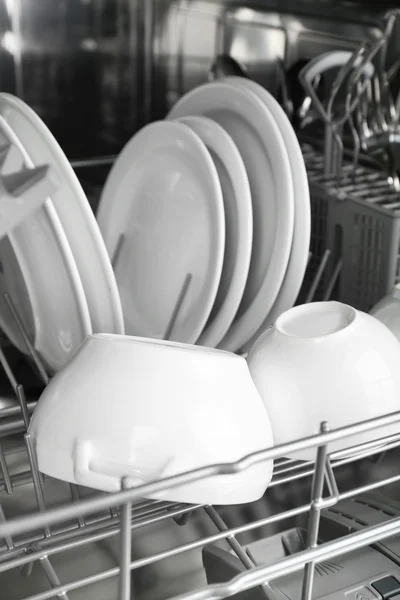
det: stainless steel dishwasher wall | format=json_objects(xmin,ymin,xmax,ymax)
[
  {"xmin": 0, "ymin": 0, "xmax": 146, "ymax": 160},
  {"xmin": 0, "ymin": 0, "xmax": 396, "ymax": 163},
  {"xmin": 150, "ymin": 0, "xmax": 383, "ymax": 122}
]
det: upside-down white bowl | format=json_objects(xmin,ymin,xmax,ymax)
[
  {"xmin": 29, "ymin": 333, "xmax": 274, "ymax": 504},
  {"xmin": 247, "ymin": 301, "xmax": 400, "ymax": 460}
]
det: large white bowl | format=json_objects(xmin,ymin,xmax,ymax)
[
  {"xmin": 29, "ymin": 334, "xmax": 274, "ymax": 505},
  {"xmin": 370, "ymin": 285, "xmax": 400, "ymax": 341},
  {"xmin": 247, "ymin": 301, "xmax": 400, "ymax": 460}
]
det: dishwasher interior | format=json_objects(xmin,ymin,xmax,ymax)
[{"xmin": 2, "ymin": 1, "xmax": 400, "ymax": 599}]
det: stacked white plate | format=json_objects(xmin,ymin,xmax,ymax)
[
  {"xmin": 0, "ymin": 93, "xmax": 124, "ymax": 374},
  {"xmin": 98, "ymin": 78, "xmax": 310, "ymax": 353}
]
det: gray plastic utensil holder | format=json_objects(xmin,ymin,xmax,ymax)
[{"xmin": 307, "ymin": 172, "xmax": 400, "ymax": 312}]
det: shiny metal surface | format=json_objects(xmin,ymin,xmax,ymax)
[
  {"xmin": 151, "ymin": 0, "xmax": 383, "ymax": 124},
  {"xmin": 0, "ymin": 0, "xmax": 393, "ymax": 164},
  {"xmin": 0, "ymin": 0, "xmax": 143, "ymax": 160}
]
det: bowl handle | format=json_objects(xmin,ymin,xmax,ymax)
[{"xmin": 73, "ymin": 439, "xmax": 149, "ymax": 492}]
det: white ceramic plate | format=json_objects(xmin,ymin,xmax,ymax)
[
  {"xmin": 168, "ymin": 82, "xmax": 294, "ymax": 352},
  {"xmin": 0, "ymin": 93, "xmax": 124, "ymax": 335},
  {"xmin": 97, "ymin": 121, "xmax": 225, "ymax": 343},
  {"xmin": 0, "ymin": 116, "xmax": 92, "ymax": 373},
  {"xmin": 171, "ymin": 115, "xmax": 252, "ymax": 348},
  {"xmin": 225, "ymin": 77, "xmax": 310, "ymax": 350}
]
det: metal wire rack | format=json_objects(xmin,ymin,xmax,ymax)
[
  {"xmin": 0, "ymin": 140, "xmax": 398, "ymax": 599},
  {"xmin": 1, "ymin": 302, "xmax": 400, "ymax": 600}
]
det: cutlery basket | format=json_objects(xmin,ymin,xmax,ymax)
[{"xmin": 303, "ymin": 147, "xmax": 400, "ymax": 312}]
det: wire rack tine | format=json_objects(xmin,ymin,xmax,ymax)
[
  {"xmin": 70, "ymin": 155, "xmax": 117, "ymax": 169},
  {"xmin": 325, "ymin": 458, "xmax": 340, "ymax": 506},
  {"xmin": 118, "ymin": 478, "xmax": 133, "ymax": 600},
  {"xmin": 164, "ymin": 273, "xmax": 192, "ymax": 340},
  {"xmin": 24, "ymin": 433, "xmax": 51, "ymax": 538},
  {"xmin": 20, "ymin": 550, "xmax": 34, "ymax": 578},
  {"xmin": 3, "ymin": 292, "xmax": 49, "ymax": 386},
  {"xmin": 110, "ymin": 506, "xmax": 119, "ymax": 519},
  {"xmin": 0, "ymin": 442, "xmax": 12, "ymax": 495},
  {"xmin": 305, "ymin": 249, "xmax": 331, "ymax": 303},
  {"xmin": 0, "ymin": 502, "xmax": 13, "ymax": 550},
  {"xmin": 0, "ymin": 343, "xmax": 18, "ymax": 392},
  {"xmin": 33, "ymin": 543, "xmax": 69, "ymax": 600},
  {"xmin": 301, "ymin": 422, "xmax": 331, "ymax": 600},
  {"xmin": 246, "ymin": 547, "xmax": 281, "ymax": 600},
  {"xmin": 16, "ymin": 384, "xmax": 32, "ymax": 431},
  {"xmin": 17, "ymin": 383, "xmax": 45, "ymax": 486},
  {"xmin": 203, "ymin": 506, "xmax": 271, "ymax": 599},
  {"xmin": 111, "ymin": 233, "xmax": 125, "ymax": 270},
  {"xmin": 323, "ymin": 260, "xmax": 342, "ymax": 302},
  {"xmin": 69, "ymin": 485, "xmax": 85, "ymax": 528}
]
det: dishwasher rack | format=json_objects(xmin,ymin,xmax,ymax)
[{"xmin": 1, "ymin": 327, "xmax": 400, "ymax": 600}]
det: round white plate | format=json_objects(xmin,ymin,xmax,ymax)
[
  {"xmin": 0, "ymin": 93, "xmax": 124, "ymax": 335},
  {"xmin": 172, "ymin": 115, "xmax": 252, "ymax": 348},
  {"xmin": 168, "ymin": 82, "xmax": 294, "ymax": 352},
  {"xmin": 225, "ymin": 77, "xmax": 310, "ymax": 351},
  {"xmin": 97, "ymin": 121, "xmax": 225, "ymax": 343},
  {"xmin": 0, "ymin": 116, "xmax": 92, "ymax": 373}
]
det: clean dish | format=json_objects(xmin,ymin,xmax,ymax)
[
  {"xmin": 0, "ymin": 116, "xmax": 92, "ymax": 372},
  {"xmin": 172, "ymin": 115, "xmax": 252, "ymax": 348},
  {"xmin": 0, "ymin": 93, "xmax": 124, "ymax": 335},
  {"xmin": 168, "ymin": 81, "xmax": 294, "ymax": 352},
  {"xmin": 97, "ymin": 121, "xmax": 225, "ymax": 344},
  {"xmin": 0, "ymin": 157, "xmax": 58, "ymax": 239},
  {"xmin": 247, "ymin": 301, "xmax": 400, "ymax": 460},
  {"xmin": 29, "ymin": 333, "xmax": 274, "ymax": 505},
  {"xmin": 370, "ymin": 285, "xmax": 400, "ymax": 341},
  {"xmin": 224, "ymin": 77, "xmax": 310, "ymax": 351}
]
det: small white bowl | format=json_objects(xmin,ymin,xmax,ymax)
[
  {"xmin": 29, "ymin": 333, "xmax": 274, "ymax": 504},
  {"xmin": 247, "ymin": 301, "xmax": 400, "ymax": 460},
  {"xmin": 370, "ymin": 285, "xmax": 400, "ymax": 341}
]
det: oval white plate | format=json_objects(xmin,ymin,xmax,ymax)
[
  {"xmin": 0, "ymin": 116, "xmax": 92, "ymax": 373},
  {"xmin": 225, "ymin": 77, "xmax": 310, "ymax": 350},
  {"xmin": 0, "ymin": 93, "xmax": 124, "ymax": 335},
  {"xmin": 172, "ymin": 115, "xmax": 253, "ymax": 348},
  {"xmin": 168, "ymin": 82, "xmax": 294, "ymax": 352},
  {"xmin": 97, "ymin": 121, "xmax": 225, "ymax": 343}
]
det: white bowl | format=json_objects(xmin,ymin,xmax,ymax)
[
  {"xmin": 247, "ymin": 301, "xmax": 400, "ymax": 460},
  {"xmin": 370, "ymin": 285, "xmax": 400, "ymax": 341},
  {"xmin": 29, "ymin": 334, "xmax": 274, "ymax": 504}
]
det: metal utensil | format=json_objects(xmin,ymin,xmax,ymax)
[{"xmin": 299, "ymin": 48, "xmax": 375, "ymax": 177}]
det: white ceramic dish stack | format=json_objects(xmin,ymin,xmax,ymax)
[{"xmin": 98, "ymin": 77, "xmax": 311, "ymax": 353}]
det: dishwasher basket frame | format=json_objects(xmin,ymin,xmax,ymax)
[{"xmin": 1, "ymin": 333, "xmax": 400, "ymax": 600}]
